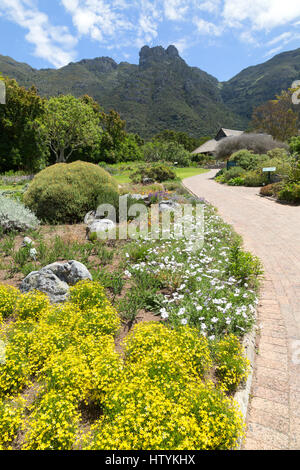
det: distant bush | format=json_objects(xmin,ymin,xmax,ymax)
[
  {"xmin": 131, "ymin": 164, "xmax": 176, "ymax": 184},
  {"xmin": 24, "ymin": 161, "xmax": 118, "ymax": 224},
  {"xmin": 215, "ymin": 133, "xmax": 288, "ymax": 160},
  {"xmin": 0, "ymin": 194, "xmax": 40, "ymax": 232},
  {"xmin": 142, "ymin": 141, "xmax": 191, "ymax": 167}
]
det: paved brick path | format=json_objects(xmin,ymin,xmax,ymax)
[{"xmin": 184, "ymin": 170, "xmax": 300, "ymax": 450}]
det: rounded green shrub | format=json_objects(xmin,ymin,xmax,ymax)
[
  {"xmin": 229, "ymin": 150, "xmax": 267, "ymax": 171},
  {"xmin": 23, "ymin": 161, "xmax": 119, "ymax": 224},
  {"xmin": 131, "ymin": 164, "xmax": 176, "ymax": 183},
  {"xmin": 222, "ymin": 166, "xmax": 245, "ymax": 182}
]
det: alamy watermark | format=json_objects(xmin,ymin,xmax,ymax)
[
  {"xmin": 90, "ymin": 197, "xmax": 205, "ymax": 252},
  {"xmin": 291, "ymin": 80, "xmax": 300, "ymax": 105},
  {"xmin": 0, "ymin": 340, "xmax": 6, "ymax": 365},
  {"xmin": 0, "ymin": 80, "xmax": 5, "ymax": 105},
  {"xmin": 292, "ymin": 340, "xmax": 300, "ymax": 365}
]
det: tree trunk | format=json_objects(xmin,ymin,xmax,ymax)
[{"xmin": 57, "ymin": 148, "xmax": 66, "ymax": 163}]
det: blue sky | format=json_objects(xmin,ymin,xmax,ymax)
[{"xmin": 1, "ymin": 1, "xmax": 300, "ymax": 81}]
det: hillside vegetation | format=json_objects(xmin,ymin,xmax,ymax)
[{"xmin": 0, "ymin": 46, "xmax": 246, "ymax": 139}]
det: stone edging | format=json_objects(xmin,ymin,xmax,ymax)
[{"xmin": 234, "ymin": 325, "xmax": 257, "ymax": 448}]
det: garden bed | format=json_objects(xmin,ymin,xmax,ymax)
[{"xmin": 0, "ymin": 184, "xmax": 262, "ymax": 450}]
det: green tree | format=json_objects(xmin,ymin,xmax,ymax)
[
  {"xmin": 36, "ymin": 95, "xmax": 101, "ymax": 163},
  {"xmin": 251, "ymin": 89, "xmax": 298, "ymax": 142},
  {"xmin": 154, "ymin": 129, "xmax": 210, "ymax": 152},
  {"xmin": 0, "ymin": 77, "xmax": 46, "ymax": 173}
]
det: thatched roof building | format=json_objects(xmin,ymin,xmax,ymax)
[
  {"xmin": 192, "ymin": 128, "xmax": 244, "ymax": 155},
  {"xmin": 192, "ymin": 139, "xmax": 218, "ymax": 155}
]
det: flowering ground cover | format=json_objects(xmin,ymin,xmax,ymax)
[{"xmin": 0, "ymin": 189, "xmax": 262, "ymax": 450}]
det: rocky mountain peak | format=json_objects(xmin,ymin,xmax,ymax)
[{"xmin": 139, "ymin": 45, "xmax": 181, "ymax": 67}]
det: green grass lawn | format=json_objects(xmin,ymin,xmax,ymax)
[
  {"xmin": 110, "ymin": 164, "xmax": 208, "ymax": 184},
  {"xmin": 174, "ymin": 167, "xmax": 208, "ymax": 180}
]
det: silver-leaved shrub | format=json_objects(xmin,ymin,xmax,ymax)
[{"xmin": 0, "ymin": 194, "xmax": 40, "ymax": 232}]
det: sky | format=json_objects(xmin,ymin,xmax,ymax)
[{"xmin": 1, "ymin": 1, "xmax": 300, "ymax": 81}]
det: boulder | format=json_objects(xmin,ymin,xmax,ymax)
[
  {"xmin": 20, "ymin": 260, "xmax": 92, "ymax": 303},
  {"xmin": 159, "ymin": 200, "xmax": 181, "ymax": 212}
]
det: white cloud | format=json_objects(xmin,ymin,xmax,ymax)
[
  {"xmin": 198, "ymin": 0, "xmax": 222, "ymax": 14},
  {"xmin": 223, "ymin": 0, "xmax": 300, "ymax": 30},
  {"xmin": 194, "ymin": 18, "xmax": 223, "ymax": 36},
  {"xmin": 2, "ymin": 0, "xmax": 300, "ymax": 67},
  {"xmin": 0, "ymin": 0, "xmax": 77, "ymax": 67},
  {"xmin": 163, "ymin": 0, "xmax": 188, "ymax": 21}
]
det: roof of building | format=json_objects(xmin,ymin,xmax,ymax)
[
  {"xmin": 191, "ymin": 139, "xmax": 218, "ymax": 155},
  {"xmin": 220, "ymin": 128, "xmax": 244, "ymax": 137}
]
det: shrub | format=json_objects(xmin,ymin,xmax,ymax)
[
  {"xmin": 15, "ymin": 290, "xmax": 50, "ymax": 321},
  {"xmin": 242, "ymin": 171, "xmax": 266, "ymax": 187},
  {"xmin": 0, "ymin": 285, "xmax": 20, "ymax": 320},
  {"xmin": 22, "ymin": 391, "xmax": 80, "ymax": 450},
  {"xmin": 229, "ymin": 150, "xmax": 267, "ymax": 171},
  {"xmin": 227, "ymin": 243, "xmax": 263, "ymax": 286},
  {"xmin": 0, "ymin": 397, "xmax": 26, "ymax": 448},
  {"xmin": 278, "ymin": 183, "xmax": 300, "ymax": 203},
  {"xmin": 260, "ymin": 184, "xmax": 276, "ymax": 197},
  {"xmin": 213, "ymin": 335, "xmax": 250, "ymax": 393},
  {"xmin": 215, "ymin": 133, "xmax": 288, "ymax": 160},
  {"xmin": 227, "ymin": 177, "xmax": 245, "ymax": 186},
  {"xmin": 0, "ymin": 194, "xmax": 40, "ymax": 233},
  {"xmin": 289, "ymin": 135, "xmax": 300, "ymax": 156},
  {"xmin": 23, "ymin": 161, "xmax": 118, "ymax": 224},
  {"xmin": 221, "ymin": 166, "xmax": 245, "ymax": 182},
  {"xmin": 142, "ymin": 141, "xmax": 192, "ymax": 167},
  {"xmin": 81, "ymin": 323, "xmax": 245, "ymax": 450},
  {"xmin": 131, "ymin": 164, "xmax": 176, "ymax": 183}
]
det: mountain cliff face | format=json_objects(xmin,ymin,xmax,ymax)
[
  {"xmin": 221, "ymin": 48, "xmax": 300, "ymax": 120},
  {"xmin": 2, "ymin": 45, "xmax": 298, "ymax": 138}
]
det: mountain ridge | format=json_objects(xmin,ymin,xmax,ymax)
[{"xmin": 1, "ymin": 45, "xmax": 299, "ymax": 138}]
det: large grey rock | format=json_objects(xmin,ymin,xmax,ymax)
[
  {"xmin": 43, "ymin": 260, "xmax": 92, "ymax": 285},
  {"xmin": 159, "ymin": 200, "xmax": 181, "ymax": 212},
  {"xmin": 20, "ymin": 260, "xmax": 92, "ymax": 303},
  {"xmin": 20, "ymin": 270, "xmax": 69, "ymax": 303}
]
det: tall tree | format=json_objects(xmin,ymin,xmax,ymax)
[
  {"xmin": 0, "ymin": 77, "xmax": 46, "ymax": 172},
  {"xmin": 251, "ymin": 89, "xmax": 298, "ymax": 142},
  {"xmin": 36, "ymin": 95, "xmax": 101, "ymax": 163}
]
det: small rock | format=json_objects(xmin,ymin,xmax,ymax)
[{"xmin": 142, "ymin": 177, "xmax": 154, "ymax": 185}]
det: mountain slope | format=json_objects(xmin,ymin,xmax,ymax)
[
  {"xmin": 221, "ymin": 48, "xmax": 300, "ymax": 120},
  {"xmin": 0, "ymin": 45, "xmax": 245, "ymax": 139}
]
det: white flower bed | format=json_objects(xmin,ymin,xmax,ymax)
[{"xmin": 124, "ymin": 202, "xmax": 260, "ymax": 339}]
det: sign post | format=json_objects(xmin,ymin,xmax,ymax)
[{"xmin": 262, "ymin": 167, "xmax": 276, "ymax": 184}]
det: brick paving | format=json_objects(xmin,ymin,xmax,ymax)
[{"xmin": 184, "ymin": 170, "xmax": 300, "ymax": 450}]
